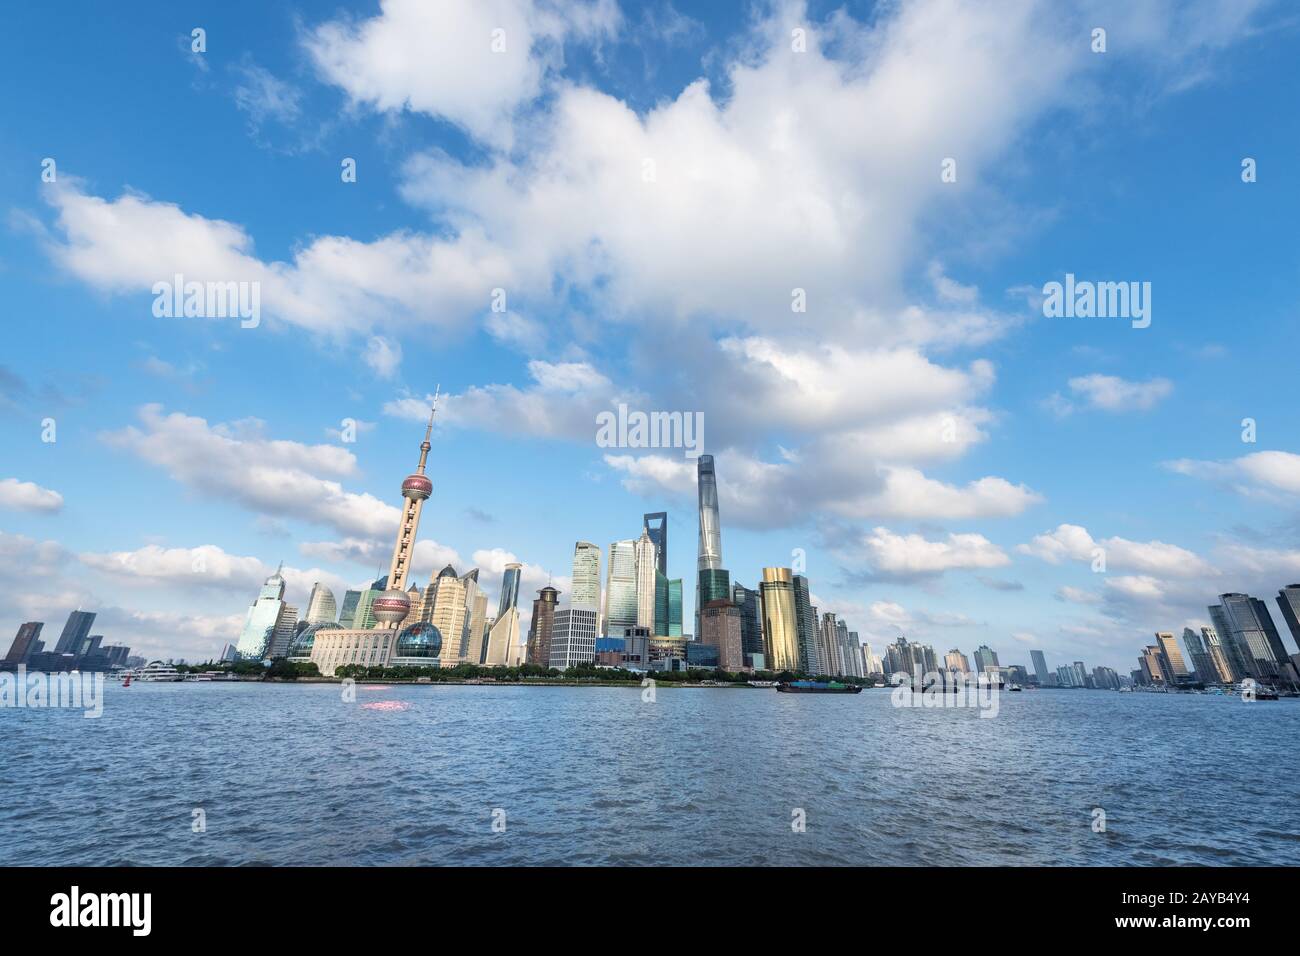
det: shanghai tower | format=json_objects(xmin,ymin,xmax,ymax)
[{"xmin": 695, "ymin": 455, "xmax": 730, "ymax": 638}]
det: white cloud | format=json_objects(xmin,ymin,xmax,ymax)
[
  {"xmin": 1063, "ymin": 374, "xmax": 1173, "ymax": 412},
  {"xmin": 102, "ymin": 405, "xmax": 399, "ymax": 539},
  {"xmin": 363, "ymin": 335, "xmax": 403, "ymax": 379},
  {"xmin": 858, "ymin": 527, "xmax": 1010, "ymax": 577},
  {"xmin": 1167, "ymin": 450, "xmax": 1300, "ymax": 498},
  {"xmin": 1018, "ymin": 523, "xmax": 1213, "ymax": 577},
  {"xmin": 0, "ymin": 477, "xmax": 63, "ymax": 513},
  {"xmin": 305, "ymin": 0, "xmax": 620, "ymax": 146}
]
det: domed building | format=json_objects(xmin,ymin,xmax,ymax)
[
  {"xmin": 390, "ymin": 621, "xmax": 443, "ymax": 667},
  {"xmin": 288, "ymin": 622, "xmax": 341, "ymax": 662}
]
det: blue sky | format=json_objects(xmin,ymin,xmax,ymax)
[{"xmin": 2, "ymin": 0, "xmax": 1298, "ymax": 671}]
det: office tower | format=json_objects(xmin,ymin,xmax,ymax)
[
  {"xmin": 698, "ymin": 599, "xmax": 744, "ymax": 670},
  {"xmin": 634, "ymin": 528, "xmax": 657, "ymax": 630},
  {"xmin": 421, "ymin": 565, "xmax": 471, "ymax": 664},
  {"xmin": 818, "ymin": 613, "xmax": 843, "ymax": 676},
  {"xmin": 305, "ymin": 583, "xmax": 337, "ymax": 625},
  {"xmin": 550, "ymin": 607, "xmax": 599, "ymax": 669},
  {"xmin": 1200, "ymin": 625, "xmax": 1236, "ymax": 682},
  {"xmin": 655, "ymin": 573, "xmax": 682, "ymax": 636},
  {"xmin": 848, "ymin": 631, "xmax": 863, "ymax": 678},
  {"xmin": 497, "ymin": 563, "xmax": 522, "ymax": 620},
  {"xmin": 484, "ymin": 606, "xmax": 521, "ymax": 666},
  {"xmin": 973, "ymin": 645, "xmax": 999, "ymax": 673},
  {"xmin": 643, "ymin": 512, "xmax": 668, "ymax": 576},
  {"xmin": 1181, "ymin": 627, "xmax": 1217, "ymax": 683},
  {"xmin": 1030, "ymin": 649, "xmax": 1050, "ymax": 686},
  {"xmin": 1154, "ymin": 632, "xmax": 1189, "ymax": 680},
  {"xmin": 571, "ymin": 541, "xmax": 602, "ymax": 611},
  {"xmin": 862, "ymin": 642, "xmax": 883, "ymax": 676},
  {"xmin": 1210, "ymin": 593, "xmax": 1294, "ymax": 682},
  {"xmin": 759, "ymin": 568, "xmax": 799, "ymax": 673},
  {"xmin": 695, "ymin": 455, "xmax": 730, "ymax": 636},
  {"xmin": 945, "ymin": 649, "xmax": 971, "ymax": 674},
  {"xmin": 54, "ymin": 610, "xmax": 96, "ymax": 655},
  {"xmin": 696, "ymin": 456, "xmax": 722, "ymax": 573},
  {"xmin": 266, "ymin": 604, "xmax": 299, "ymax": 659},
  {"xmin": 732, "ymin": 583, "xmax": 763, "ymax": 665},
  {"xmin": 235, "ymin": 564, "xmax": 288, "ymax": 659},
  {"xmin": 463, "ymin": 570, "xmax": 489, "ymax": 663},
  {"xmin": 1072, "ymin": 661, "xmax": 1088, "ymax": 687},
  {"xmin": 4, "ymin": 622, "xmax": 43, "ymax": 664},
  {"xmin": 1276, "ymin": 585, "xmax": 1300, "ymax": 654},
  {"xmin": 604, "ymin": 539, "xmax": 638, "ymax": 636},
  {"xmin": 1138, "ymin": 645, "xmax": 1171, "ymax": 685},
  {"xmin": 335, "ymin": 590, "xmax": 361, "ymax": 628},
  {"xmin": 790, "ymin": 575, "xmax": 819, "ymax": 675},
  {"xmin": 219, "ymin": 642, "xmax": 239, "ymax": 662},
  {"xmin": 1092, "ymin": 666, "xmax": 1120, "ymax": 690},
  {"xmin": 836, "ymin": 619, "xmax": 858, "ymax": 678},
  {"xmin": 527, "ymin": 586, "xmax": 560, "ymax": 666}
]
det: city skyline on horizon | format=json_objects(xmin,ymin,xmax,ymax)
[{"xmin": 3, "ymin": 1, "xmax": 1300, "ymax": 673}]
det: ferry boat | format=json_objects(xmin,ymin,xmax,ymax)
[
  {"xmin": 776, "ymin": 680, "xmax": 863, "ymax": 694},
  {"xmin": 136, "ymin": 661, "xmax": 184, "ymax": 682}
]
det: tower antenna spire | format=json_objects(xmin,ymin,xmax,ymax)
[{"xmin": 417, "ymin": 384, "xmax": 439, "ymax": 474}]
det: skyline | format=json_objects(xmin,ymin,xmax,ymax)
[{"xmin": 3, "ymin": 1, "xmax": 1300, "ymax": 672}]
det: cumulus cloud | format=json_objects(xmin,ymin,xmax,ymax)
[
  {"xmin": 0, "ymin": 477, "xmax": 63, "ymax": 513},
  {"xmin": 1018, "ymin": 523, "xmax": 1214, "ymax": 577},
  {"xmin": 1052, "ymin": 374, "xmax": 1174, "ymax": 414},
  {"xmin": 101, "ymin": 405, "xmax": 399, "ymax": 539},
  {"xmin": 305, "ymin": 0, "xmax": 620, "ymax": 146},
  {"xmin": 1167, "ymin": 450, "xmax": 1300, "ymax": 498},
  {"xmin": 854, "ymin": 527, "xmax": 1010, "ymax": 578}
]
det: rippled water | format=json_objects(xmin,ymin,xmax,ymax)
[{"xmin": 2, "ymin": 682, "xmax": 1297, "ymax": 865}]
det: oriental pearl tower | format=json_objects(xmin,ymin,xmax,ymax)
[{"xmin": 371, "ymin": 388, "xmax": 439, "ymax": 628}]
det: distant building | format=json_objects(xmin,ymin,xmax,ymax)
[
  {"xmin": 1210, "ymin": 593, "xmax": 1297, "ymax": 686},
  {"xmin": 792, "ymin": 574, "xmax": 820, "ymax": 675},
  {"xmin": 1030, "ymin": 649, "xmax": 1050, "ymax": 686},
  {"xmin": 698, "ymin": 599, "xmax": 744, "ymax": 671},
  {"xmin": 732, "ymin": 583, "xmax": 763, "ymax": 665},
  {"xmin": 336, "ymin": 590, "xmax": 362, "ymax": 628},
  {"xmin": 945, "ymin": 648, "xmax": 970, "ymax": 674},
  {"xmin": 759, "ymin": 568, "xmax": 799, "ymax": 673},
  {"xmin": 305, "ymin": 583, "xmax": 338, "ymax": 625},
  {"xmin": 549, "ymin": 607, "xmax": 599, "ymax": 669},
  {"xmin": 1154, "ymin": 631, "xmax": 1190, "ymax": 680},
  {"xmin": 604, "ymin": 539, "xmax": 638, "ymax": 636},
  {"xmin": 235, "ymin": 565, "xmax": 288, "ymax": 659},
  {"xmin": 4, "ymin": 622, "xmax": 43, "ymax": 665},
  {"xmin": 973, "ymin": 644, "xmax": 999, "ymax": 673},
  {"xmin": 497, "ymin": 563, "xmax": 522, "ymax": 621},
  {"xmin": 643, "ymin": 512, "xmax": 668, "ymax": 577},
  {"xmin": 54, "ymin": 610, "xmax": 96, "ymax": 656},
  {"xmin": 1181, "ymin": 627, "xmax": 1218, "ymax": 684},
  {"xmin": 527, "ymin": 586, "xmax": 560, "ymax": 666}
]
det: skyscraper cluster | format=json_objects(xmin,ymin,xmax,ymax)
[
  {"xmin": 2, "ymin": 610, "xmax": 133, "ymax": 673},
  {"xmin": 1131, "ymin": 589, "xmax": 1300, "ymax": 690}
]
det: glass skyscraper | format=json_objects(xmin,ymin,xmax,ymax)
[
  {"xmin": 497, "ymin": 562, "xmax": 522, "ymax": 620},
  {"xmin": 792, "ymin": 574, "xmax": 819, "ymax": 675},
  {"xmin": 643, "ymin": 512, "xmax": 667, "ymax": 576},
  {"xmin": 570, "ymin": 541, "xmax": 602, "ymax": 611},
  {"xmin": 759, "ymin": 567, "xmax": 799, "ymax": 673},
  {"xmin": 604, "ymin": 539, "xmax": 638, "ymax": 636},
  {"xmin": 54, "ymin": 610, "xmax": 96, "ymax": 655}
]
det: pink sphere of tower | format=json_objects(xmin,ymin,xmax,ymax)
[
  {"xmin": 401, "ymin": 474, "xmax": 433, "ymax": 501},
  {"xmin": 371, "ymin": 588, "xmax": 412, "ymax": 625}
]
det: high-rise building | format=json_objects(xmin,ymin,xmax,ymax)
[
  {"xmin": 634, "ymin": 528, "xmax": 657, "ymax": 631},
  {"xmin": 462, "ymin": 570, "xmax": 489, "ymax": 663},
  {"xmin": 336, "ymin": 589, "xmax": 361, "ymax": 628},
  {"xmin": 818, "ymin": 613, "xmax": 843, "ymax": 676},
  {"xmin": 1155, "ymin": 631, "xmax": 1190, "ymax": 680},
  {"xmin": 1138, "ymin": 645, "xmax": 1171, "ymax": 685},
  {"xmin": 527, "ymin": 586, "xmax": 560, "ymax": 666},
  {"xmin": 571, "ymin": 542, "xmax": 602, "ymax": 612},
  {"xmin": 1030, "ymin": 649, "xmax": 1050, "ymax": 686},
  {"xmin": 732, "ymin": 583, "xmax": 763, "ymax": 666},
  {"xmin": 235, "ymin": 564, "xmax": 288, "ymax": 659},
  {"xmin": 698, "ymin": 599, "xmax": 744, "ymax": 671},
  {"xmin": 54, "ymin": 610, "xmax": 96, "ymax": 655},
  {"xmin": 604, "ymin": 539, "xmax": 638, "ymax": 636},
  {"xmin": 4, "ymin": 622, "xmax": 43, "ymax": 664},
  {"xmin": 483, "ymin": 606, "xmax": 522, "ymax": 666},
  {"xmin": 945, "ymin": 649, "xmax": 971, "ymax": 674},
  {"xmin": 759, "ymin": 567, "xmax": 799, "ymax": 673},
  {"xmin": 694, "ymin": 455, "xmax": 730, "ymax": 637},
  {"xmin": 1201, "ymin": 625, "xmax": 1237, "ymax": 682},
  {"xmin": 792, "ymin": 575, "xmax": 820, "ymax": 675},
  {"xmin": 973, "ymin": 645, "xmax": 999, "ymax": 673},
  {"xmin": 305, "ymin": 583, "xmax": 337, "ymax": 625},
  {"xmin": 497, "ymin": 563, "xmax": 522, "ymax": 621},
  {"xmin": 1275, "ymin": 585, "xmax": 1300, "ymax": 654},
  {"xmin": 550, "ymin": 607, "xmax": 599, "ymax": 669},
  {"xmin": 421, "ymin": 565, "xmax": 471, "ymax": 664},
  {"xmin": 1209, "ymin": 593, "xmax": 1296, "ymax": 684},
  {"xmin": 643, "ymin": 512, "xmax": 668, "ymax": 576},
  {"xmin": 267, "ymin": 603, "xmax": 299, "ymax": 658},
  {"xmin": 1181, "ymin": 627, "xmax": 1218, "ymax": 684}
]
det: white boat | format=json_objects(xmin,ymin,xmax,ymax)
[{"xmin": 137, "ymin": 661, "xmax": 184, "ymax": 682}]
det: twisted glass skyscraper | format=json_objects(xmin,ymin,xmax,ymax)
[{"xmin": 695, "ymin": 455, "xmax": 730, "ymax": 637}]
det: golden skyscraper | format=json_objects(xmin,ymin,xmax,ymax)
[{"xmin": 759, "ymin": 567, "xmax": 799, "ymax": 672}]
